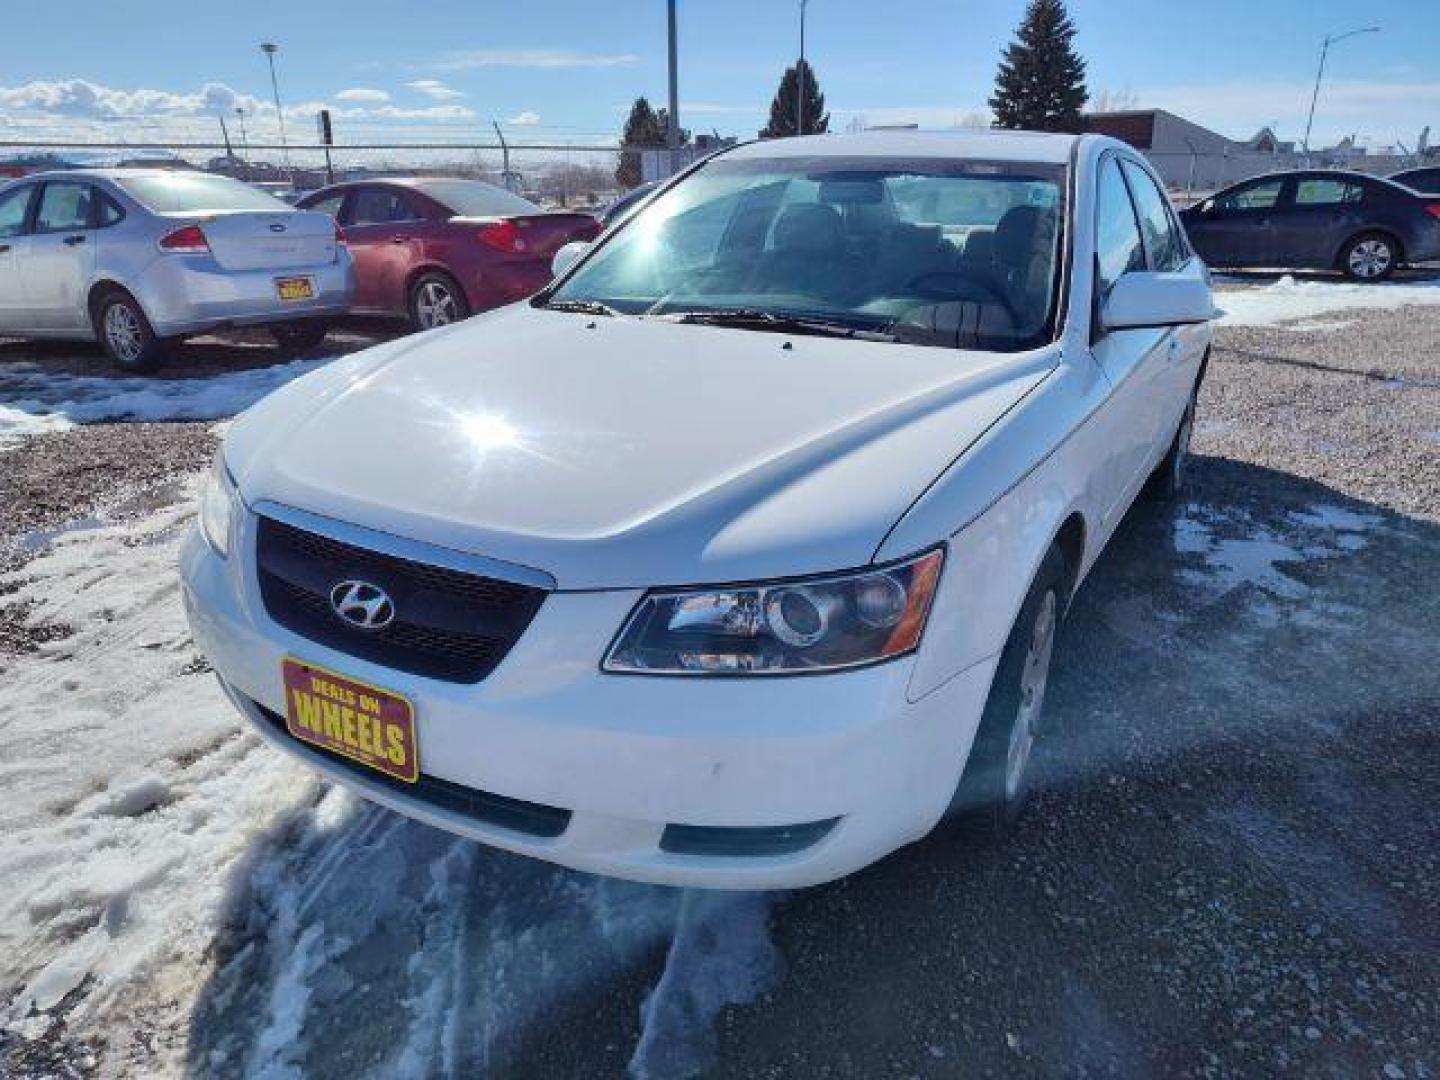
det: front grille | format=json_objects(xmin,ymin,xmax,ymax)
[
  {"xmin": 255, "ymin": 514, "xmax": 547, "ymax": 683},
  {"xmin": 252, "ymin": 700, "xmax": 571, "ymax": 837}
]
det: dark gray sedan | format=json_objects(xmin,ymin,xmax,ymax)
[{"xmin": 1179, "ymin": 170, "xmax": 1440, "ymax": 281}]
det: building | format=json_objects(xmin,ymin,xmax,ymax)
[{"xmin": 1082, "ymin": 109, "xmax": 1295, "ymax": 192}]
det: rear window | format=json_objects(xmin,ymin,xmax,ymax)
[
  {"xmin": 415, "ymin": 180, "xmax": 540, "ymax": 218},
  {"xmin": 116, "ymin": 174, "xmax": 290, "ymax": 213}
]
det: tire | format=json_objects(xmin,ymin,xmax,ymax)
[
  {"xmin": 945, "ymin": 544, "xmax": 1069, "ymax": 843},
  {"xmin": 1144, "ymin": 389, "xmax": 1197, "ymax": 502},
  {"xmin": 1340, "ymin": 231, "xmax": 1399, "ymax": 282},
  {"xmin": 269, "ymin": 320, "xmax": 331, "ymax": 354},
  {"xmin": 95, "ymin": 290, "xmax": 166, "ymax": 373},
  {"xmin": 407, "ymin": 271, "xmax": 468, "ymax": 331}
]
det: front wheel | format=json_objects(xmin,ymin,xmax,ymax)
[
  {"xmin": 96, "ymin": 290, "xmax": 166, "ymax": 373},
  {"xmin": 1341, "ymin": 232, "xmax": 1398, "ymax": 282},
  {"xmin": 407, "ymin": 272, "xmax": 468, "ymax": 331},
  {"xmin": 945, "ymin": 544, "xmax": 1069, "ymax": 842},
  {"xmin": 1144, "ymin": 391, "xmax": 1196, "ymax": 502}
]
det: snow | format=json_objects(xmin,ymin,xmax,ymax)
[
  {"xmin": 1216, "ymin": 275, "xmax": 1440, "ymax": 328},
  {"xmin": 0, "ymin": 485, "xmax": 778, "ymax": 1077},
  {"xmin": 0, "ymin": 359, "xmax": 327, "ymax": 449}
]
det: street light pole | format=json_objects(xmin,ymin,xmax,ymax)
[
  {"xmin": 667, "ymin": 0, "xmax": 680, "ymax": 173},
  {"xmin": 234, "ymin": 107, "xmax": 248, "ymax": 157},
  {"xmin": 1302, "ymin": 26, "xmax": 1379, "ymax": 156},
  {"xmin": 260, "ymin": 42, "xmax": 292, "ymax": 177},
  {"xmin": 796, "ymin": 0, "xmax": 809, "ymax": 137}
]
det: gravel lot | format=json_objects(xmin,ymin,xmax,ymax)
[{"xmin": 0, "ymin": 292, "xmax": 1436, "ymax": 1078}]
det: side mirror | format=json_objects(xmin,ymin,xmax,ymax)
[
  {"xmin": 551, "ymin": 240, "xmax": 591, "ymax": 280},
  {"xmin": 1102, "ymin": 271, "xmax": 1215, "ymax": 331}
]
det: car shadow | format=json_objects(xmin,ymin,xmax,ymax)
[
  {"xmin": 182, "ymin": 454, "xmax": 1440, "ymax": 1079},
  {"xmin": 1216, "ymin": 266, "xmax": 1440, "ymax": 286}
]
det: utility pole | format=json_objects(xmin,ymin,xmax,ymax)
[
  {"xmin": 1302, "ymin": 26, "xmax": 1379, "ymax": 156},
  {"xmin": 667, "ymin": 0, "xmax": 680, "ymax": 175},
  {"xmin": 796, "ymin": 0, "xmax": 809, "ymax": 137},
  {"xmin": 235, "ymin": 107, "xmax": 249, "ymax": 158},
  {"xmin": 260, "ymin": 42, "xmax": 292, "ymax": 178},
  {"xmin": 218, "ymin": 113, "xmax": 233, "ymax": 158}
]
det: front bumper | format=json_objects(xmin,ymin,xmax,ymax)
[
  {"xmin": 134, "ymin": 252, "xmax": 357, "ymax": 338},
  {"xmin": 180, "ymin": 518, "xmax": 995, "ymax": 889}
]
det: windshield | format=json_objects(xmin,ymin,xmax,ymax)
[
  {"xmin": 417, "ymin": 179, "xmax": 541, "ymax": 218},
  {"xmin": 545, "ymin": 155, "xmax": 1066, "ymax": 352},
  {"xmin": 116, "ymin": 173, "xmax": 291, "ymax": 213}
]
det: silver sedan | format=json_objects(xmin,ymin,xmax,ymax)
[{"xmin": 0, "ymin": 169, "xmax": 355, "ymax": 371}]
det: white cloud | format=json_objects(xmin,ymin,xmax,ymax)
[
  {"xmin": 334, "ymin": 86, "xmax": 389, "ymax": 103},
  {"xmin": 0, "ymin": 78, "xmax": 267, "ymax": 121},
  {"xmin": 507, "ymin": 110, "xmax": 540, "ymax": 126},
  {"xmin": 436, "ymin": 49, "xmax": 639, "ymax": 71},
  {"xmin": 406, "ymin": 79, "xmax": 465, "ymax": 101}
]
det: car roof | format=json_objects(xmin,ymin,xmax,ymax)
[
  {"xmin": 721, "ymin": 130, "xmax": 1082, "ymax": 166},
  {"xmin": 8, "ymin": 168, "xmax": 228, "ymax": 183}
]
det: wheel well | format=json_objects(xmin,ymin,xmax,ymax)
[
  {"xmin": 1336, "ymin": 229, "xmax": 1403, "ymax": 268},
  {"xmin": 86, "ymin": 280, "xmax": 130, "ymax": 329},
  {"xmin": 405, "ymin": 265, "xmax": 463, "ymax": 304},
  {"xmin": 1053, "ymin": 513, "xmax": 1086, "ymax": 606}
]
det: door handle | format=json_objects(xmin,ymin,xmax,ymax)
[
  {"xmin": 390, "ymin": 236, "xmax": 407, "ymax": 244},
  {"xmin": 63, "ymin": 234, "xmax": 86, "ymax": 246},
  {"xmin": 0, "ymin": 244, "xmax": 10, "ymax": 254}
]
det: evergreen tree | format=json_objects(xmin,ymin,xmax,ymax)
[
  {"xmin": 988, "ymin": 0, "xmax": 1088, "ymax": 133},
  {"xmin": 759, "ymin": 60, "xmax": 829, "ymax": 139},
  {"xmin": 616, "ymin": 97, "xmax": 664, "ymax": 188}
]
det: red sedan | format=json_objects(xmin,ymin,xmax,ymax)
[{"xmin": 297, "ymin": 178, "xmax": 599, "ymax": 330}]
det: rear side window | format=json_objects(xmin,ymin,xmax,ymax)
[
  {"xmin": 1294, "ymin": 178, "xmax": 1364, "ymax": 206},
  {"xmin": 349, "ymin": 187, "xmax": 420, "ymax": 225},
  {"xmin": 116, "ymin": 173, "xmax": 288, "ymax": 213},
  {"xmin": 1216, "ymin": 179, "xmax": 1283, "ymax": 211},
  {"xmin": 0, "ymin": 184, "xmax": 33, "ymax": 238},
  {"xmin": 1120, "ymin": 160, "xmax": 1187, "ymax": 272},
  {"xmin": 1095, "ymin": 157, "xmax": 1145, "ymax": 299},
  {"xmin": 305, "ymin": 192, "xmax": 345, "ymax": 219},
  {"xmin": 34, "ymin": 183, "xmax": 94, "ymax": 232},
  {"xmin": 97, "ymin": 193, "xmax": 125, "ymax": 227}
]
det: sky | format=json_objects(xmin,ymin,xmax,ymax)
[{"xmin": 1, "ymin": 0, "xmax": 1437, "ymax": 155}]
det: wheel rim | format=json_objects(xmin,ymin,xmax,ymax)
[
  {"xmin": 416, "ymin": 280, "xmax": 457, "ymax": 328},
  {"xmin": 1348, "ymin": 239, "xmax": 1392, "ymax": 279},
  {"xmin": 1007, "ymin": 589, "xmax": 1057, "ymax": 801},
  {"xmin": 103, "ymin": 302, "xmax": 143, "ymax": 363}
]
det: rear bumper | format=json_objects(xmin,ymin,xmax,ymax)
[
  {"xmin": 463, "ymin": 258, "xmax": 552, "ymax": 313},
  {"xmin": 135, "ymin": 252, "xmax": 356, "ymax": 338}
]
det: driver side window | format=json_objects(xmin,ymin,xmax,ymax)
[{"xmin": 1095, "ymin": 157, "xmax": 1145, "ymax": 300}]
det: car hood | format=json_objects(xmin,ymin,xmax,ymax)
[{"xmin": 226, "ymin": 304, "xmax": 1055, "ymax": 589}]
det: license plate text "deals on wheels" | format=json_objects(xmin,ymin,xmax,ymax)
[{"xmin": 282, "ymin": 659, "xmax": 419, "ymax": 783}]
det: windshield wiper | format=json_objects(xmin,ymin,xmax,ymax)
[
  {"xmin": 541, "ymin": 298, "xmax": 625, "ymax": 317},
  {"xmin": 654, "ymin": 308, "xmax": 894, "ymax": 341}
]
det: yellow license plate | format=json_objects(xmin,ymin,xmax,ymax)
[
  {"xmin": 282, "ymin": 658, "xmax": 419, "ymax": 783},
  {"xmin": 275, "ymin": 276, "xmax": 315, "ymax": 302}
]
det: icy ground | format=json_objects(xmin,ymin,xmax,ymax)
[
  {"xmin": 0, "ymin": 489, "xmax": 778, "ymax": 1078},
  {"xmin": 0, "ymin": 360, "xmax": 327, "ymax": 450},
  {"xmin": 1216, "ymin": 273, "xmax": 1440, "ymax": 329}
]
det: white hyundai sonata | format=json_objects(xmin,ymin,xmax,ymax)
[{"xmin": 182, "ymin": 131, "xmax": 1213, "ymax": 889}]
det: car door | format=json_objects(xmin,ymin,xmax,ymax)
[
  {"xmin": 1120, "ymin": 158, "xmax": 1208, "ymax": 441},
  {"xmin": 1186, "ymin": 177, "xmax": 1286, "ymax": 268},
  {"xmin": 1088, "ymin": 154, "xmax": 1171, "ymax": 529},
  {"xmin": 0, "ymin": 183, "xmax": 37, "ymax": 331},
  {"xmin": 343, "ymin": 185, "xmax": 425, "ymax": 314},
  {"xmin": 22, "ymin": 180, "xmax": 99, "ymax": 331},
  {"xmin": 1268, "ymin": 176, "xmax": 1365, "ymax": 268}
]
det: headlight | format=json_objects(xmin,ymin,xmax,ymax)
[
  {"xmin": 603, "ymin": 548, "xmax": 944, "ymax": 675},
  {"xmin": 199, "ymin": 451, "xmax": 240, "ymax": 558}
]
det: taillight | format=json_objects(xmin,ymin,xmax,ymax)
[
  {"xmin": 476, "ymin": 219, "xmax": 528, "ymax": 253},
  {"xmin": 159, "ymin": 224, "xmax": 209, "ymax": 253},
  {"xmin": 1425, "ymin": 202, "xmax": 1440, "ymax": 221}
]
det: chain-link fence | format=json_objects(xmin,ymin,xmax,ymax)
[{"xmin": 0, "ymin": 139, "xmax": 719, "ymax": 210}]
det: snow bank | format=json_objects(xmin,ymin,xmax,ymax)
[
  {"xmin": 1217, "ymin": 275, "xmax": 1440, "ymax": 328},
  {"xmin": 0, "ymin": 359, "xmax": 327, "ymax": 449}
]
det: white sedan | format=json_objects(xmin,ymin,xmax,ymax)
[{"xmin": 182, "ymin": 131, "xmax": 1213, "ymax": 889}]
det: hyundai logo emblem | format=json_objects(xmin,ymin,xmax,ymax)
[
  {"xmin": 270, "ymin": 222, "xmax": 287, "ymax": 233},
  {"xmin": 329, "ymin": 580, "xmax": 395, "ymax": 631}
]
